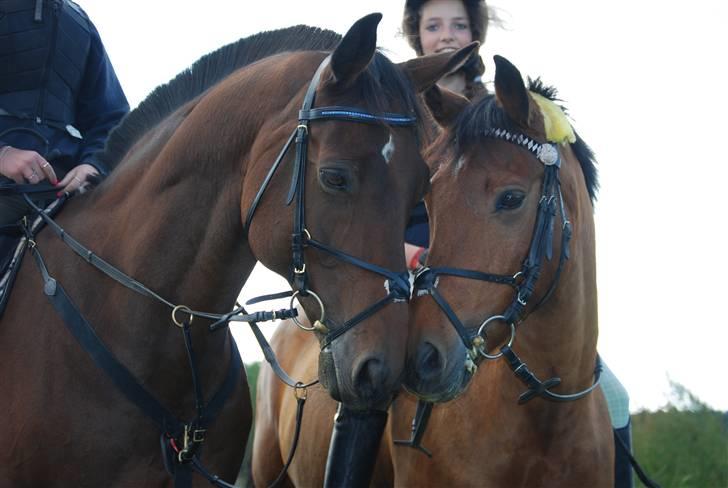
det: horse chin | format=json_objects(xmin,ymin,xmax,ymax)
[
  {"xmin": 318, "ymin": 347, "xmax": 394, "ymax": 411},
  {"xmin": 403, "ymin": 344, "xmax": 475, "ymax": 403},
  {"xmin": 404, "ymin": 340, "xmax": 475, "ymax": 403},
  {"xmin": 404, "ymin": 368, "xmax": 474, "ymax": 403}
]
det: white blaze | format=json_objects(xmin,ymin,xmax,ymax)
[
  {"xmin": 453, "ymin": 155, "xmax": 466, "ymax": 173},
  {"xmin": 381, "ymin": 133, "xmax": 395, "ymax": 164}
]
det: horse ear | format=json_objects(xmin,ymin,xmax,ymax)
[
  {"xmin": 493, "ymin": 55, "xmax": 530, "ymax": 127},
  {"xmin": 400, "ymin": 42, "xmax": 480, "ymax": 93},
  {"xmin": 329, "ymin": 13, "xmax": 382, "ymax": 86},
  {"xmin": 424, "ymin": 85, "xmax": 470, "ymax": 128}
]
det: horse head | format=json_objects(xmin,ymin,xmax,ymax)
[
  {"xmin": 405, "ymin": 55, "xmax": 599, "ymax": 403},
  {"xmin": 242, "ymin": 14, "xmax": 477, "ymax": 410}
]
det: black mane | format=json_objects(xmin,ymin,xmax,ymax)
[
  {"xmin": 98, "ymin": 25, "xmax": 342, "ymax": 169},
  {"xmin": 452, "ymin": 78, "xmax": 599, "ymax": 202}
]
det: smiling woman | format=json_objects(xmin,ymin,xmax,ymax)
[{"xmin": 402, "ymin": 0, "xmax": 489, "ymax": 97}]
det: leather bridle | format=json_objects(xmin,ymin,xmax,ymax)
[
  {"xmin": 413, "ymin": 128, "xmax": 602, "ymax": 404},
  {"xmin": 243, "ymin": 55, "xmax": 418, "ymax": 350},
  {"xmin": 397, "ymin": 127, "xmax": 604, "ymax": 456}
]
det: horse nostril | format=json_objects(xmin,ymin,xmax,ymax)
[
  {"xmin": 416, "ymin": 341, "xmax": 443, "ymax": 381},
  {"xmin": 353, "ymin": 357, "xmax": 388, "ymax": 399}
]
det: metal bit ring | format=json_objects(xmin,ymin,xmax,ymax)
[
  {"xmin": 172, "ymin": 305, "xmax": 194, "ymax": 328},
  {"xmin": 290, "ymin": 289, "xmax": 326, "ymax": 331},
  {"xmin": 475, "ymin": 315, "xmax": 515, "ymax": 360}
]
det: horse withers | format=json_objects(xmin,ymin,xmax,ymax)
[
  {"xmin": 0, "ymin": 14, "xmax": 466, "ymax": 487},
  {"xmin": 391, "ymin": 55, "xmax": 614, "ymax": 487}
]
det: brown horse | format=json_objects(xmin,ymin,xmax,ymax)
[
  {"xmin": 390, "ymin": 55, "xmax": 613, "ymax": 487},
  {"xmin": 0, "ymin": 14, "xmax": 467, "ymax": 486}
]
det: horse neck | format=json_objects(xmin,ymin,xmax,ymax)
[
  {"xmin": 83, "ymin": 114, "xmax": 252, "ymax": 309},
  {"xmin": 52, "ymin": 83, "xmax": 279, "ymax": 395}
]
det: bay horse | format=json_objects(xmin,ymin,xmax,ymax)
[
  {"xmin": 0, "ymin": 14, "xmax": 467, "ymax": 487},
  {"xmin": 390, "ymin": 55, "xmax": 614, "ymax": 487},
  {"xmin": 251, "ymin": 47, "xmax": 479, "ymax": 488}
]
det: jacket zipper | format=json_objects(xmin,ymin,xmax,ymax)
[{"xmin": 35, "ymin": 0, "xmax": 60, "ymax": 125}]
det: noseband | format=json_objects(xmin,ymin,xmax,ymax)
[
  {"xmin": 244, "ymin": 55, "xmax": 416, "ymax": 349},
  {"xmin": 413, "ymin": 129, "xmax": 601, "ymax": 404}
]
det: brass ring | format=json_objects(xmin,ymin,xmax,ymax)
[
  {"xmin": 475, "ymin": 315, "xmax": 516, "ymax": 360},
  {"xmin": 290, "ymin": 290, "xmax": 325, "ymax": 331},
  {"xmin": 172, "ymin": 305, "xmax": 194, "ymax": 327}
]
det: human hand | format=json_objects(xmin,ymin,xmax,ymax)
[
  {"xmin": 405, "ymin": 243, "xmax": 427, "ymax": 270},
  {"xmin": 56, "ymin": 163, "xmax": 99, "ymax": 195},
  {"xmin": 0, "ymin": 145, "xmax": 58, "ymax": 185}
]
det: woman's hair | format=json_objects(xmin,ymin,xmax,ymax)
[{"xmin": 402, "ymin": 0, "xmax": 490, "ymax": 99}]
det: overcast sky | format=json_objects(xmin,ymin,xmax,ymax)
[{"xmin": 80, "ymin": 0, "xmax": 727, "ymax": 411}]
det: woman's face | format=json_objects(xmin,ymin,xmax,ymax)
[{"xmin": 418, "ymin": 0, "xmax": 473, "ymax": 56}]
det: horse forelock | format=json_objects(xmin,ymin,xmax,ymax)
[
  {"xmin": 448, "ymin": 81, "xmax": 599, "ymax": 203},
  {"xmin": 360, "ymin": 52, "xmax": 422, "ymax": 120}
]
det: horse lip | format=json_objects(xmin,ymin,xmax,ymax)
[
  {"xmin": 403, "ymin": 349, "xmax": 474, "ymax": 402},
  {"xmin": 318, "ymin": 347, "xmax": 397, "ymax": 410}
]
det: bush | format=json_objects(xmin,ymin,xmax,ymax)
[{"xmin": 632, "ymin": 382, "xmax": 728, "ymax": 488}]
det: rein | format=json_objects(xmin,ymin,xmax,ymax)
[
  {"xmin": 21, "ymin": 196, "xmax": 241, "ymax": 488},
  {"xmin": 16, "ymin": 155, "xmax": 310, "ymax": 488}
]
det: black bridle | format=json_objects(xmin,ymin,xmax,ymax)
[
  {"xmin": 397, "ymin": 128, "xmax": 603, "ymax": 456},
  {"xmin": 414, "ymin": 128, "xmax": 601, "ymax": 403},
  {"xmin": 242, "ymin": 55, "xmax": 417, "ymax": 350}
]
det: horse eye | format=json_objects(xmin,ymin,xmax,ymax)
[
  {"xmin": 319, "ymin": 168, "xmax": 349, "ymax": 192},
  {"xmin": 495, "ymin": 190, "xmax": 525, "ymax": 211}
]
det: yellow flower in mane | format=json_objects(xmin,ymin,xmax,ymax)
[{"xmin": 530, "ymin": 92, "xmax": 576, "ymax": 144}]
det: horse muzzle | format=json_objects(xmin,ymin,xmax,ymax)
[
  {"xmin": 318, "ymin": 346, "xmax": 395, "ymax": 411},
  {"xmin": 403, "ymin": 339, "xmax": 474, "ymax": 403}
]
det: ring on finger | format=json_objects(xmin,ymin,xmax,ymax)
[
  {"xmin": 41, "ymin": 162, "xmax": 50, "ymax": 168},
  {"xmin": 73, "ymin": 176, "xmax": 81, "ymax": 183}
]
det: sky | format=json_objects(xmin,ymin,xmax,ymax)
[{"xmin": 80, "ymin": 0, "xmax": 727, "ymax": 412}]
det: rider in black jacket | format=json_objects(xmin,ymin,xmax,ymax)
[{"xmin": 0, "ymin": 0, "xmax": 129, "ymax": 224}]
